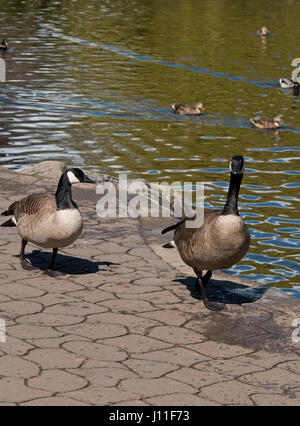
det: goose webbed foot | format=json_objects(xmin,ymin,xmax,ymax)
[
  {"xmin": 43, "ymin": 268, "xmax": 65, "ymax": 278},
  {"xmin": 203, "ymin": 299, "xmax": 227, "ymax": 311},
  {"xmin": 196, "ymin": 271, "xmax": 227, "ymax": 312},
  {"xmin": 20, "ymin": 258, "xmax": 36, "ymax": 271},
  {"xmin": 42, "ymin": 248, "xmax": 64, "ymax": 277},
  {"xmin": 19, "ymin": 239, "xmax": 36, "ymax": 271}
]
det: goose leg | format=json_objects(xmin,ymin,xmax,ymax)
[
  {"xmin": 43, "ymin": 248, "xmax": 64, "ymax": 277},
  {"xmin": 194, "ymin": 269, "xmax": 226, "ymax": 311},
  {"xmin": 20, "ymin": 239, "xmax": 36, "ymax": 271}
]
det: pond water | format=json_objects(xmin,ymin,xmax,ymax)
[{"xmin": 0, "ymin": 0, "xmax": 299, "ymax": 297}]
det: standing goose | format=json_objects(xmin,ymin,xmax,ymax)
[
  {"xmin": 1, "ymin": 168, "xmax": 95, "ymax": 277},
  {"xmin": 162, "ymin": 156, "xmax": 250, "ymax": 311}
]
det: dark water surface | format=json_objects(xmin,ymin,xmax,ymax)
[{"xmin": 0, "ymin": 0, "xmax": 299, "ymax": 296}]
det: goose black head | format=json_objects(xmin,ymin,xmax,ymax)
[
  {"xmin": 230, "ymin": 156, "xmax": 245, "ymax": 175},
  {"xmin": 66, "ymin": 168, "xmax": 95, "ymax": 184}
]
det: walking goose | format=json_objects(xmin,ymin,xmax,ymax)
[
  {"xmin": 1, "ymin": 168, "xmax": 95, "ymax": 277},
  {"xmin": 162, "ymin": 155, "xmax": 250, "ymax": 311},
  {"xmin": 172, "ymin": 102, "xmax": 205, "ymax": 115}
]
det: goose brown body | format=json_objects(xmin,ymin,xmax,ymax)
[
  {"xmin": 174, "ymin": 211, "xmax": 250, "ymax": 271},
  {"xmin": 5, "ymin": 193, "xmax": 83, "ymax": 249}
]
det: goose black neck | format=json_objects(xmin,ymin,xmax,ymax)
[
  {"xmin": 55, "ymin": 173, "xmax": 75, "ymax": 210},
  {"xmin": 222, "ymin": 173, "xmax": 243, "ymax": 216}
]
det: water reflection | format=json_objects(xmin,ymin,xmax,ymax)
[{"xmin": 0, "ymin": 0, "xmax": 299, "ymax": 295}]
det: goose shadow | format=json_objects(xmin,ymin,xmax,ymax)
[
  {"xmin": 174, "ymin": 276, "xmax": 268, "ymax": 305},
  {"xmin": 25, "ymin": 250, "xmax": 118, "ymax": 275}
]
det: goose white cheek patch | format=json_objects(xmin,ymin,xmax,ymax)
[{"xmin": 67, "ymin": 171, "xmax": 80, "ymax": 184}]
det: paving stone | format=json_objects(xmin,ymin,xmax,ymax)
[
  {"xmin": 199, "ymin": 380, "xmax": 259, "ymax": 405},
  {"xmin": 0, "ymin": 355, "xmax": 39, "ymax": 378},
  {"xmin": 17, "ymin": 313, "xmax": 85, "ymax": 327},
  {"xmin": 235, "ymin": 351, "xmax": 300, "ymax": 369},
  {"xmin": 28, "ymin": 370, "xmax": 87, "ymax": 393},
  {"xmin": 251, "ymin": 392, "xmax": 300, "ymax": 406},
  {"xmin": 0, "ymin": 300, "xmax": 42, "ymax": 316},
  {"xmin": 7, "ymin": 324, "xmax": 63, "ymax": 340},
  {"xmin": 123, "ymin": 358, "xmax": 179, "ymax": 379},
  {"xmin": 148, "ymin": 326, "xmax": 205, "ymax": 345},
  {"xmin": 145, "ymin": 393, "xmax": 219, "ymax": 406},
  {"xmin": 99, "ymin": 299, "xmax": 157, "ymax": 314},
  {"xmin": 103, "ymin": 334, "xmax": 172, "ymax": 354},
  {"xmin": 57, "ymin": 322, "xmax": 127, "ymax": 341},
  {"xmin": 85, "ymin": 312, "xmax": 161, "ymax": 334},
  {"xmin": 187, "ymin": 341, "xmax": 254, "ymax": 359},
  {"xmin": 240, "ymin": 368, "xmax": 300, "ymax": 389},
  {"xmin": 21, "ymin": 397, "xmax": 91, "ymax": 406},
  {"xmin": 0, "ymin": 283, "xmax": 45, "ymax": 299},
  {"xmin": 68, "ymin": 367, "xmax": 136, "ymax": 386},
  {"xmin": 44, "ymin": 301, "xmax": 107, "ymax": 316},
  {"xmin": 25, "ymin": 349, "xmax": 82, "ymax": 370},
  {"xmin": 138, "ymin": 310, "xmax": 193, "ymax": 327},
  {"xmin": 1, "ymin": 335, "xmax": 34, "ymax": 356},
  {"xmin": 194, "ymin": 359, "xmax": 265, "ymax": 379},
  {"xmin": 67, "ymin": 385, "xmax": 137, "ymax": 405},
  {"xmin": 66, "ymin": 289, "xmax": 113, "ymax": 303},
  {"xmin": 0, "ymin": 377, "xmax": 50, "ymax": 403},
  {"xmin": 119, "ymin": 377, "xmax": 196, "ymax": 398},
  {"xmin": 132, "ymin": 347, "xmax": 210, "ymax": 366},
  {"xmin": 167, "ymin": 367, "xmax": 225, "ymax": 389},
  {"xmin": 63, "ymin": 341, "xmax": 128, "ymax": 362}
]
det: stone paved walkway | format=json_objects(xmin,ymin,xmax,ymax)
[{"xmin": 0, "ymin": 164, "xmax": 299, "ymax": 406}]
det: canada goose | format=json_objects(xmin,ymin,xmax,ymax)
[
  {"xmin": 257, "ymin": 27, "xmax": 270, "ymax": 36},
  {"xmin": 279, "ymin": 78, "xmax": 300, "ymax": 89},
  {"xmin": 162, "ymin": 156, "xmax": 250, "ymax": 311},
  {"xmin": 172, "ymin": 102, "xmax": 205, "ymax": 115},
  {"xmin": 1, "ymin": 168, "xmax": 95, "ymax": 277},
  {"xmin": 250, "ymin": 115, "xmax": 283, "ymax": 129},
  {"xmin": 0, "ymin": 39, "xmax": 8, "ymax": 50}
]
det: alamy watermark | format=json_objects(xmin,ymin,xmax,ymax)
[
  {"xmin": 291, "ymin": 58, "xmax": 300, "ymax": 82},
  {"xmin": 0, "ymin": 58, "xmax": 6, "ymax": 82},
  {"xmin": 0, "ymin": 318, "xmax": 6, "ymax": 343},
  {"xmin": 292, "ymin": 318, "xmax": 300, "ymax": 343},
  {"xmin": 96, "ymin": 174, "xmax": 204, "ymax": 228}
]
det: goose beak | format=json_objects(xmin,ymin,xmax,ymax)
[{"xmin": 82, "ymin": 174, "xmax": 95, "ymax": 184}]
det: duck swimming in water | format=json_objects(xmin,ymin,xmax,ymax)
[
  {"xmin": 172, "ymin": 102, "xmax": 205, "ymax": 115},
  {"xmin": 250, "ymin": 115, "xmax": 283, "ymax": 129},
  {"xmin": 279, "ymin": 78, "xmax": 300, "ymax": 89},
  {"xmin": 0, "ymin": 39, "xmax": 8, "ymax": 51},
  {"xmin": 257, "ymin": 27, "xmax": 270, "ymax": 36}
]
